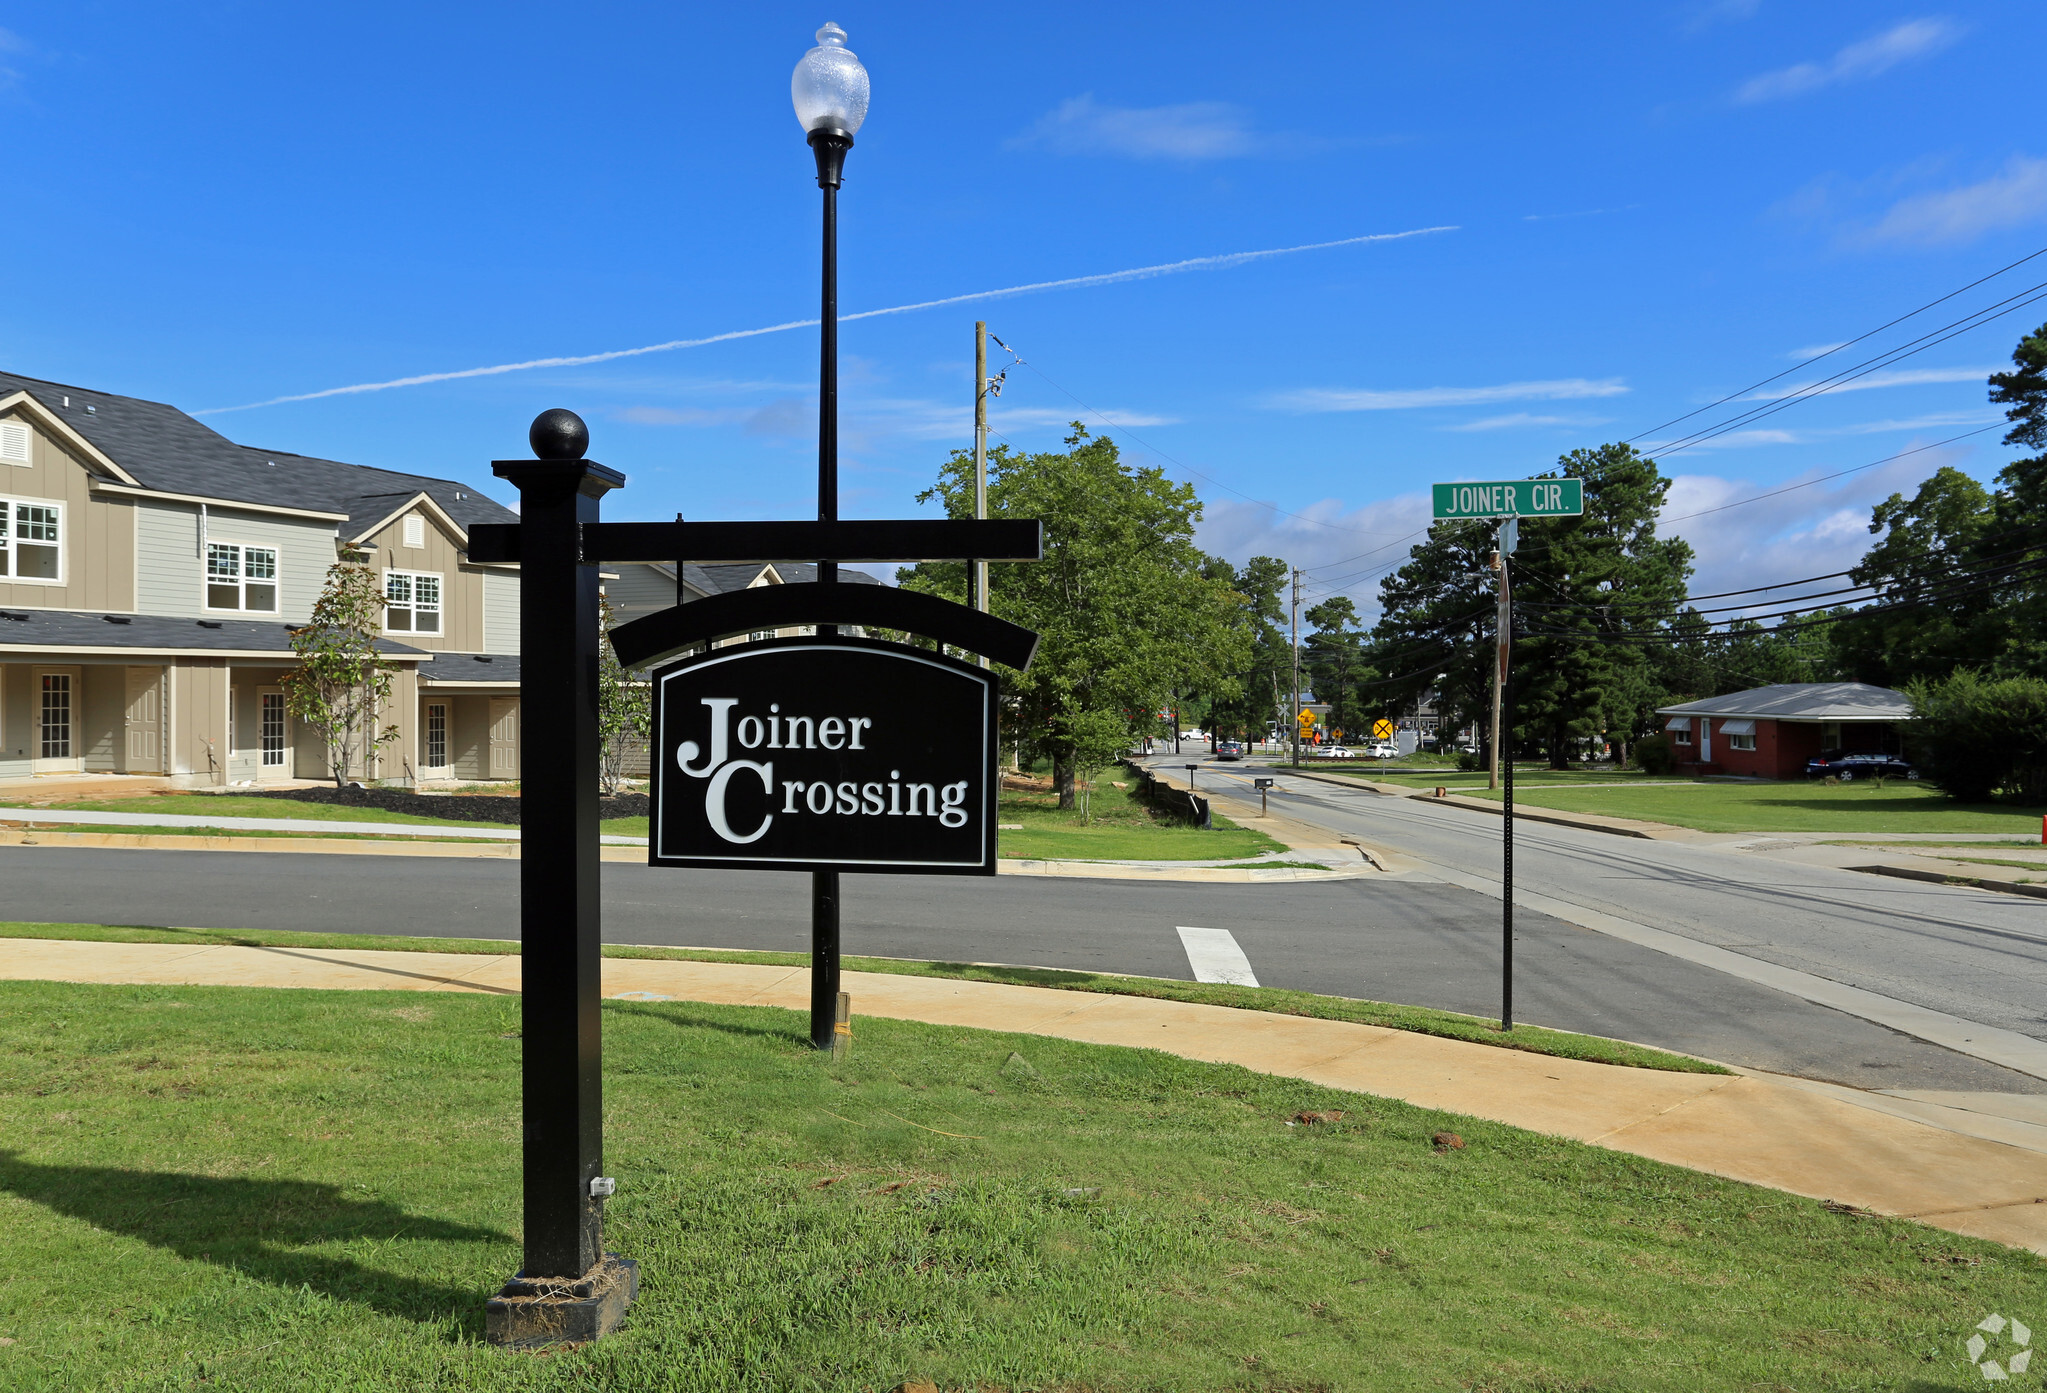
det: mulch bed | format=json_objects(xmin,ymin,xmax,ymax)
[{"xmin": 234, "ymin": 786, "xmax": 649, "ymax": 826}]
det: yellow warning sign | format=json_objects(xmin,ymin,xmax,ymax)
[
  {"xmin": 1372, "ymin": 719, "xmax": 1395, "ymax": 740},
  {"xmin": 1297, "ymin": 710, "xmax": 1317, "ymax": 728}
]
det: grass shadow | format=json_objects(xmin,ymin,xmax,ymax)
[
  {"xmin": 0, "ymin": 1149, "xmax": 509, "ymax": 1335},
  {"xmin": 606, "ymin": 999, "xmax": 809, "ymax": 1044},
  {"xmin": 921, "ymin": 961, "xmax": 1107, "ymax": 989}
]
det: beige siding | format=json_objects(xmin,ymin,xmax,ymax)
[
  {"xmin": 171, "ymin": 659, "xmax": 230, "ymax": 781},
  {"xmin": 449, "ymin": 694, "xmax": 490, "ymax": 779},
  {"xmin": 359, "ymin": 504, "xmax": 486, "ymax": 652},
  {"xmin": 0, "ymin": 410, "xmax": 137, "ymax": 612},
  {"xmin": 80, "ymin": 665, "xmax": 122, "ymax": 771},
  {"xmin": 483, "ymin": 568, "xmax": 519, "ymax": 654},
  {"xmin": 136, "ymin": 501, "xmax": 337, "ymax": 622},
  {"xmin": 0, "ymin": 663, "xmax": 31, "ymax": 776}
]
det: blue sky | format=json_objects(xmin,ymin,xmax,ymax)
[{"xmin": 4, "ymin": 2, "xmax": 2043, "ymax": 619}]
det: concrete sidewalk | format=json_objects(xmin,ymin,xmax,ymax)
[{"xmin": 5, "ymin": 937, "xmax": 2043, "ymax": 1255}]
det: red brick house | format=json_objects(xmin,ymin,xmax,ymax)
[{"xmin": 1656, "ymin": 682, "xmax": 1912, "ymax": 779}]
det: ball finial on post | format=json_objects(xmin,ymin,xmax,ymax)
[{"xmin": 529, "ymin": 409, "xmax": 590, "ymax": 461}]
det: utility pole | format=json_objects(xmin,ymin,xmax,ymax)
[
  {"xmin": 969, "ymin": 321, "xmax": 990, "ymax": 668},
  {"xmin": 1290, "ymin": 568, "xmax": 1303, "ymax": 766}
]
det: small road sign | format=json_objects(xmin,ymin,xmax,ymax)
[
  {"xmin": 1372, "ymin": 719, "xmax": 1395, "ymax": 739},
  {"xmin": 1432, "ymin": 479, "xmax": 1583, "ymax": 519}
]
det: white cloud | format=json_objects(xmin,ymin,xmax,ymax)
[
  {"xmin": 1270, "ymin": 378, "xmax": 1629, "ymax": 413},
  {"xmin": 1010, "ymin": 95, "xmax": 1269, "ymax": 161},
  {"xmin": 1861, "ymin": 154, "xmax": 2047, "ymax": 246},
  {"xmin": 1747, "ymin": 364, "xmax": 1996, "ymax": 401},
  {"xmin": 1788, "ymin": 341, "xmax": 1849, "ymax": 360},
  {"xmin": 1641, "ymin": 407, "xmax": 2001, "ymax": 455},
  {"xmin": 1734, "ymin": 18, "xmax": 1960, "ymax": 104},
  {"xmin": 1443, "ymin": 413, "xmax": 1613, "ymax": 433}
]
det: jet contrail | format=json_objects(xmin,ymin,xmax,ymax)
[{"xmin": 195, "ymin": 225, "xmax": 1456, "ymax": 415}]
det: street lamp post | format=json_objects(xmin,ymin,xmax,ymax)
[{"xmin": 793, "ymin": 21, "xmax": 870, "ymax": 1050}]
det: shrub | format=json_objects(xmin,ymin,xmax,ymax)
[
  {"xmin": 1632, "ymin": 733, "xmax": 1675, "ymax": 776},
  {"xmin": 1904, "ymin": 671, "xmax": 2047, "ymax": 803},
  {"xmin": 1454, "ymin": 749, "xmax": 1486, "ymax": 773}
]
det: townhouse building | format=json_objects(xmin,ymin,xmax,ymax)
[{"xmin": 0, "ymin": 370, "xmax": 868, "ymax": 789}]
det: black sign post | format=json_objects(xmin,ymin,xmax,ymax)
[
  {"xmin": 465, "ymin": 413, "xmax": 1042, "ymax": 1349},
  {"xmin": 481, "ymin": 411, "xmax": 637, "ymax": 1349}
]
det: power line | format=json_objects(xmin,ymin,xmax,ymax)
[
  {"xmin": 1644, "ymin": 281, "xmax": 2047, "ymax": 458},
  {"xmin": 1627, "ymin": 243, "xmax": 2047, "ymax": 444}
]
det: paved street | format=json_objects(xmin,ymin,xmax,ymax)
[
  {"xmin": 1158, "ymin": 755, "xmax": 2047, "ymax": 1051},
  {"xmin": 3, "ymin": 843, "xmax": 2037, "ymax": 1094}
]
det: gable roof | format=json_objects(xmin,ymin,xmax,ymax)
[
  {"xmin": 0, "ymin": 369, "xmax": 519, "ymax": 534},
  {"xmin": 1656, "ymin": 682, "xmax": 1911, "ymax": 722}
]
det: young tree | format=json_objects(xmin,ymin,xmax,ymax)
[
  {"xmin": 900, "ymin": 426, "xmax": 1249, "ymax": 807},
  {"xmin": 281, "ymin": 561, "xmax": 400, "ymax": 787},
  {"xmin": 597, "ymin": 595, "xmax": 651, "ymax": 796}
]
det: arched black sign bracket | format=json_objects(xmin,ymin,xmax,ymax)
[{"xmin": 610, "ymin": 582, "xmax": 1039, "ymax": 672}]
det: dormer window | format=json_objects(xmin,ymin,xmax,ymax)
[
  {"xmin": 206, "ymin": 543, "xmax": 279, "ymax": 612},
  {"xmin": 385, "ymin": 569, "xmax": 441, "ymax": 633},
  {"xmin": 0, "ymin": 497, "xmax": 61, "ymax": 581}
]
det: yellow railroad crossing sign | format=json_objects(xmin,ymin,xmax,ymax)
[{"xmin": 1372, "ymin": 719, "xmax": 1395, "ymax": 740}]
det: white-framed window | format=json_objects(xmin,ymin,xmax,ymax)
[
  {"xmin": 0, "ymin": 497, "xmax": 62, "ymax": 582},
  {"xmin": 402, "ymin": 514, "xmax": 425, "ymax": 548},
  {"xmin": 260, "ymin": 691, "xmax": 287, "ymax": 766},
  {"xmin": 1721, "ymin": 718, "xmax": 1757, "ymax": 752},
  {"xmin": 385, "ymin": 569, "xmax": 442, "ymax": 634},
  {"xmin": 0, "ymin": 421, "xmax": 29, "ymax": 465},
  {"xmin": 205, "ymin": 542, "xmax": 280, "ymax": 612},
  {"xmin": 425, "ymin": 702, "xmax": 449, "ymax": 768},
  {"xmin": 1727, "ymin": 732, "xmax": 1755, "ymax": 751},
  {"xmin": 1672, "ymin": 727, "xmax": 1691, "ymax": 746}
]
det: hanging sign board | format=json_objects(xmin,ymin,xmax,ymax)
[{"xmin": 648, "ymin": 637, "xmax": 998, "ymax": 875}]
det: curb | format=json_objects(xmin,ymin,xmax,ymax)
[
  {"xmin": 1278, "ymin": 767, "xmax": 1679, "ymax": 840},
  {"xmin": 1848, "ymin": 862, "xmax": 2047, "ymax": 901}
]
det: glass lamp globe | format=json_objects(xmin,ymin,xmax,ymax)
[{"xmin": 791, "ymin": 22, "xmax": 869, "ymax": 136}]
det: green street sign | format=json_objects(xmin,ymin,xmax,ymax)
[{"xmin": 1431, "ymin": 479, "xmax": 1583, "ymax": 520}]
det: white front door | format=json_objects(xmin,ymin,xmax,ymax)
[
  {"xmin": 258, "ymin": 688, "xmax": 292, "ymax": 780},
  {"xmin": 33, "ymin": 669, "xmax": 81, "ymax": 773},
  {"xmin": 124, "ymin": 667, "xmax": 163, "ymax": 774},
  {"xmin": 488, "ymin": 698, "xmax": 519, "ymax": 780},
  {"xmin": 423, "ymin": 702, "xmax": 450, "ymax": 777}
]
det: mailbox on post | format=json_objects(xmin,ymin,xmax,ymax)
[{"xmin": 1253, "ymin": 776, "xmax": 1276, "ymax": 817}]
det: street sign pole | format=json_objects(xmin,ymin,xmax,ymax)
[
  {"xmin": 1500, "ymin": 546, "xmax": 1514, "ymax": 1033},
  {"xmin": 1432, "ymin": 489, "xmax": 1572, "ymax": 1034}
]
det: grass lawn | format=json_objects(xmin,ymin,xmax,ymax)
[
  {"xmin": 996, "ymin": 769, "xmax": 1286, "ymax": 862},
  {"xmin": 0, "ymin": 921, "xmax": 1711, "ymax": 1072},
  {"xmin": 0, "ymin": 982, "xmax": 2023, "ymax": 1391},
  {"xmin": 1452, "ymin": 779, "xmax": 2044, "ymax": 834},
  {"xmin": 0, "ymin": 794, "xmax": 519, "ymax": 830},
  {"xmin": 1, "ymin": 795, "xmax": 648, "ymax": 840}
]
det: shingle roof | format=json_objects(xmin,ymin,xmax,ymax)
[
  {"xmin": 418, "ymin": 652, "xmax": 521, "ymax": 685},
  {"xmin": 667, "ymin": 561, "xmax": 884, "ymax": 597},
  {"xmin": 0, "ymin": 607, "xmax": 429, "ymax": 657},
  {"xmin": 1656, "ymin": 682, "xmax": 1911, "ymax": 722},
  {"xmin": 0, "ymin": 369, "xmax": 519, "ymax": 533}
]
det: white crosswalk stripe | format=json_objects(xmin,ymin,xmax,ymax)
[{"xmin": 1176, "ymin": 926, "xmax": 1259, "ymax": 987}]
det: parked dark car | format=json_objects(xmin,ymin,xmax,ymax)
[
  {"xmin": 1215, "ymin": 740, "xmax": 1245, "ymax": 761},
  {"xmin": 1805, "ymin": 750, "xmax": 1918, "ymax": 781}
]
